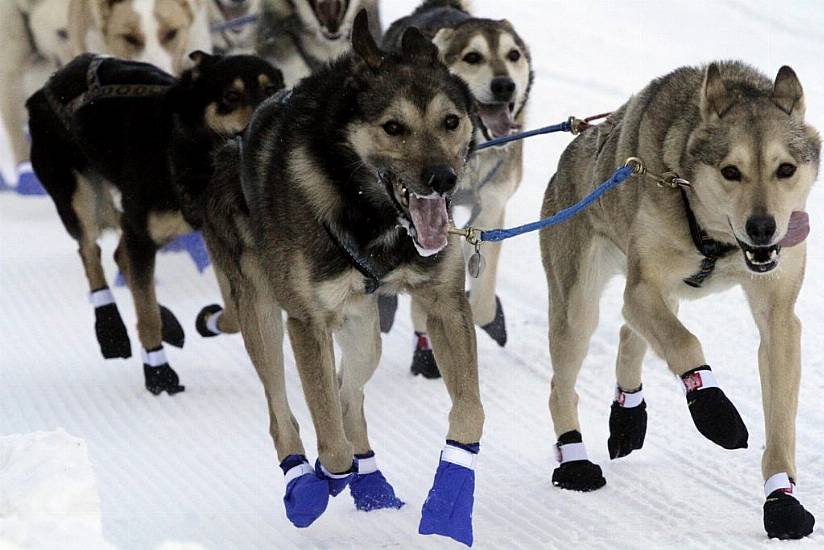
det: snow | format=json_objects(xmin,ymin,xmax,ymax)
[{"xmin": 1, "ymin": 1, "xmax": 823, "ymax": 548}]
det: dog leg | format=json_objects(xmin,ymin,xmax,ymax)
[
  {"xmin": 623, "ymin": 268, "xmax": 748, "ymax": 450},
  {"xmin": 545, "ymin": 239, "xmax": 610, "ymax": 492},
  {"xmin": 337, "ymin": 297, "xmax": 404, "ymax": 512},
  {"xmin": 196, "ymin": 267, "xmax": 241, "ymax": 337},
  {"xmin": 120, "ymin": 231, "xmax": 183, "ymax": 395},
  {"xmin": 608, "ymin": 324, "xmax": 649, "ymax": 459},
  {"xmin": 409, "ymin": 297, "xmax": 439, "ymax": 378},
  {"xmin": 414, "ymin": 282, "xmax": 483, "ymax": 546},
  {"xmin": 466, "ymin": 196, "xmax": 507, "ymax": 346},
  {"xmin": 743, "ymin": 250, "xmax": 814, "ymax": 539}
]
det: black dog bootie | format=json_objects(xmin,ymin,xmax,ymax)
[
  {"xmin": 410, "ymin": 332, "xmax": 440, "ymax": 379},
  {"xmin": 681, "ymin": 366, "xmax": 748, "ymax": 449},
  {"xmin": 90, "ymin": 288, "xmax": 131, "ymax": 359},
  {"xmin": 608, "ymin": 386, "xmax": 647, "ymax": 459},
  {"xmin": 160, "ymin": 305, "xmax": 185, "ymax": 348},
  {"xmin": 763, "ymin": 473, "xmax": 815, "ymax": 539},
  {"xmin": 479, "ymin": 295, "xmax": 507, "ymax": 347},
  {"xmin": 552, "ymin": 430, "xmax": 606, "ymax": 492},
  {"xmin": 142, "ymin": 347, "xmax": 184, "ymax": 395},
  {"xmin": 196, "ymin": 304, "xmax": 224, "ymax": 337}
]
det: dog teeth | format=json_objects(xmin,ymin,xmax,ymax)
[
  {"xmin": 770, "ymin": 249, "xmax": 778, "ymax": 260},
  {"xmin": 745, "ymin": 249, "xmax": 778, "ymax": 266},
  {"xmin": 745, "ymin": 250, "xmax": 755, "ymax": 261}
]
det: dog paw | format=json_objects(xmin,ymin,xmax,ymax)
[
  {"xmin": 764, "ymin": 491, "xmax": 815, "ymax": 539},
  {"xmin": 94, "ymin": 302, "xmax": 132, "ymax": 359},
  {"xmin": 160, "ymin": 305, "xmax": 185, "ymax": 348},
  {"xmin": 281, "ymin": 456, "xmax": 330, "ymax": 528},
  {"xmin": 195, "ymin": 304, "xmax": 223, "ymax": 337},
  {"xmin": 315, "ymin": 459, "xmax": 355, "ymax": 497},
  {"xmin": 377, "ymin": 294, "xmax": 398, "ymax": 333},
  {"xmin": 411, "ymin": 333, "xmax": 440, "ymax": 379},
  {"xmin": 479, "ymin": 295, "xmax": 507, "ymax": 347},
  {"xmin": 608, "ymin": 388, "xmax": 647, "ymax": 459},
  {"xmin": 143, "ymin": 364, "xmax": 185, "ymax": 395},
  {"xmin": 419, "ymin": 442, "xmax": 479, "ymax": 547},
  {"xmin": 682, "ymin": 367, "xmax": 748, "ymax": 449}
]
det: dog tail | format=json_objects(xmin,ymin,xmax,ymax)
[{"xmin": 416, "ymin": 0, "xmax": 471, "ymax": 16}]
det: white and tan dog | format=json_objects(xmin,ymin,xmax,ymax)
[
  {"xmin": 68, "ymin": 0, "xmax": 212, "ymax": 76},
  {"xmin": 0, "ymin": 0, "xmax": 73, "ymax": 191}
]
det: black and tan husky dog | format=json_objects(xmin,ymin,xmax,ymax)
[
  {"xmin": 203, "ymin": 10, "xmax": 485, "ymax": 546},
  {"xmin": 26, "ymin": 52, "xmax": 283, "ymax": 395}
]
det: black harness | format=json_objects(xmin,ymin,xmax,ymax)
[
  {"xmin": 323, "ymin": 224, "xmax": 398, "ymax": 295},
  {"xmin": 679, "ymin": 187, "xmax": 738, "ymax": 288}
]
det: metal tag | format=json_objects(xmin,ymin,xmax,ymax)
[{"xmin": 468, "ymin": 242, "xmax": 485, "ymax": 279}]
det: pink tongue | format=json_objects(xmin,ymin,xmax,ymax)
[
  {"xmin": 779, "ymin": 211, "xmax": 810, "ymax": 247},
  {"xmin": 479, "ymin": 104, "xmax": 519, "ymax": 138},
  {"xmin": 408, "ymin": 195, "xmax": 449, "ymax": 253}
]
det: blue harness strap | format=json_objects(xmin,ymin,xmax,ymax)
[
  {"xmin": 210, "ymin": 14, "xmax": 260, "ymax": 34},
  {"xmin": 476, "ymin": 121, "xmax": 572, "ymax": 151},
  {"xmin": 478, "ymin": 164, "xmax": 635, "ymax": 242}
]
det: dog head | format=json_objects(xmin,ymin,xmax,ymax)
[
  {"xmin": 344, "ymin": 11, "xmax": 475, "ymax": 256},
  {"xmin": 687, "ymin": 62, "xmax": 821, "ymax": 274},
  {"xmin": 292, "ymin": 0, "xmax": 362, "ymax": 42},
  {"xmin": 175, "ymin": 51, "xmax": 284, "ymax": 135},
  {"xmin": 28, "ymin": 0, "xmax": 74, "ymax": 66},
  {"xmin": 90, "ymin": 0, "xmax": 203, "ymax": 75},
  {"xmin": 432, "ymin": 18, "xmax": 531, "ymax": 140}
]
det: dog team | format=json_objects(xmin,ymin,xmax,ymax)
[{"xmin": 3, "ymin": 0, "xmax": 819, "ymax": 545}]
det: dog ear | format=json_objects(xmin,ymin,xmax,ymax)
[
  {"xmin": 772, "ymin": 65, "xmax": 805, "ymax": 118},
  {"xmin": 701, "ymin": 63, "xmax": 734, "ymax": 120},
  {"xmin": 401, "ymin": 26, "xmax": 439, "ymax": 64},
  {"xmin": 189, "ymin": 50, "xmax": 213, "ymax": 66},
  {"xmin": 432, "ymin": 28, "xmax": 454, "ymax": 57},
  {"xmin": 351, "ymin": 9, "xmax": 383, "ymax": 71}
]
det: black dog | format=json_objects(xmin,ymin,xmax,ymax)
[{"xmin": 27, "ymin": 52, "xmax": 284, "ymax": 395}]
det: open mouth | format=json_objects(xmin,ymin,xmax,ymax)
[
  {"xmin": 478, "ymin": 101, "xmax": 519, "ymax": 139},
  {"xmin": 380, "ymin": 170, "xmax": 449, "ymax": 257},
  {"xmin": 736, "ymin": 239, "xmax": 781, "ymax": 274},
  {"xmin": 321, "ymin": 29, "xmax": 343, "ymax": 40}
]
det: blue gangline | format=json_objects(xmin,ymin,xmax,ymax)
[
  {"xmin": 476, "ymin": 120, "xmax": 572, "ymax": 150},
  {"xmin": 211, "ymin": 14, "xmax": 259, "ymax": 34},
  {"xmin": 479, "ymin": 164, "xmax": 634, "ymax": 242}
]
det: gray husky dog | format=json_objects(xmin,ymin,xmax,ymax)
[
  {"xmin": 203, "ymin": 11, "xmax": 485, "ymax": 545},
  {"xmin": 256, "ymin": 0, "xmax": 381, "ymax": 86},
  {"xmin": 541, "ymin": 61, "xmax": 819, "ymax": 539},
  {"xmin": 380, "ymin": 0, "xmax": 533, "ymax": 379}
]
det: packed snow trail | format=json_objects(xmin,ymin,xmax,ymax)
[{"xmin": 1, "ymin": 1, "xmax": 823, "ymax": 548}]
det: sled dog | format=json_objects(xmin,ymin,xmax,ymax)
[
  {"xmin": 0, "ymin": 0, "xmax": 73, "ymax": 191},
  {"xmin": 68, "ymin": 0, "xmax": 212, "ymax": 76},
  {"xmin": 256, "ymin": 0, "xmax": 382, "ymax": 86},
  {"xmin": 27, "ymin": 52, "xmax": 283, "ymax": 394},
  {"xmin": 202, "ymin": 11, "xmax": 484, "ymax": 545},
  {"xmin": 208, "ymin": 0, "xmax": 262, "ymax": 55},
  {"xmin": 540, "ymin": 61, "xmax": 819, "ymax": 540},
  {"xmin": 380, "ymin": 0, "xmax": 532, "ymax": 379}
]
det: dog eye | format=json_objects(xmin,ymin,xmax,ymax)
[
  {"xmin": 507, "ymin": 49, "xmax": 521, "ymax": 62},
  {"xmin": 56, "ymin": 28, "xmax": 68, "ymax": 41},
  {"xmin": 383, "ymin": 121, "xmax": 404, "ymax": 136},
  {"xmin": 721, "ymin": 165, "xmax": 742, "ymax": 181},
  {"xmin": 463, "ymin": 52, "xmax": 482, "ymax": 64},
  {"xmin": 776, "ymin": 163, "xmax": 797, "ymax": 179},
  {"xmin": 444, "ymin": 114, "xmax": 460, "ymax": 131},
  {"xmin": 123, "ymin": 34, "xmax": 143, "ymax": 48},
  {"xmin": 162, "ymin": 29, "xmax": 178, "ymax": 44},
  {"xmin": 223, "ymin": 91, "xmax": 242, "ymax": 104}
]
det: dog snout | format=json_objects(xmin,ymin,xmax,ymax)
[
  {"xmin": 316, "ymin": 0, "xmax": 344, "ymax": 34},
  {"xmin": 490, "ymin": 76, "xmax": 516, "ymax": 103},
  {"xmin": 424, "ymin": 165, "xmax": 458, "ymax": 195},
  {"xmin": 745, "ymin": 214, "xmax": 777, "ymax": 245}
]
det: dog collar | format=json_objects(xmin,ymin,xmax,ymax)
[
  {"xmin": 679, "ymin": 187, "xmax": 737, "ymax": 288},
  {"xmin": 323, "ymin": 224, "xmax": 394, "ymax": 294}
]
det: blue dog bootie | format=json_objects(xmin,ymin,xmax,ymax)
[
  {"xmin": 419, "ymin": 441, "xmax": 479, "ymax": 547},
  {"xmin": 15, "ymin": 162, "xmax": 47, "ymax": 196},
  {"xmin": 349, "ymin": 451, "xmax": 405, "ymax": 511},
  {"xmin": 315, "ymin": 458, "xmax": 355, "ymax": 497},
  {"xmin": 281, "ymin": 455, "xmax": 330, "ymax": 528}
]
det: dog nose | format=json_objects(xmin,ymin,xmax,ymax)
[
  {"xmin": 746, "ymin": 214, "xmax": 777, "ymax": 245},
  {"xmin": 316, "ymin": 0, "xmax": 343, "ymax": 33},
  {"xmin": 490, "ymin": 76, "xmax": 516, "ymax": 102},
  {"xmin": 425, "ymin": 165, "xmax": 458, "ymax": 195}
]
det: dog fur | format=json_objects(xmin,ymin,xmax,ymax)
[
  {"xmin": 202, "ymin": 8, "xmax": 482, "ymax": 498},
  {"xmin": 208, "ymin": 0, "xmax": 262, "ymax": 55},
  {"xmin": 26, "ymin": 52, "xmax": 283, "ymax": 394},
  {"xmin": 540, "ymin": 61, "xmax": 820, "ymax": 537},
  {"xmin": 256, "ymin": 0, "xmax": 382, "ymax": 86},
  {"xmin": 0, "ymin": 0, "xmax": 73, "ymax": 177},
  {"xmin": 381, "ymin": 0, "xmax": 533, "ymax": 374},
  {"xmin": 68, "ymin": 0, "xmax": 212, "ymax": 75}
]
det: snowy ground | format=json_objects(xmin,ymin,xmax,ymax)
[{"xmin": 1, "ymin": 1, "xmax": 823, "ymax": 548}]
